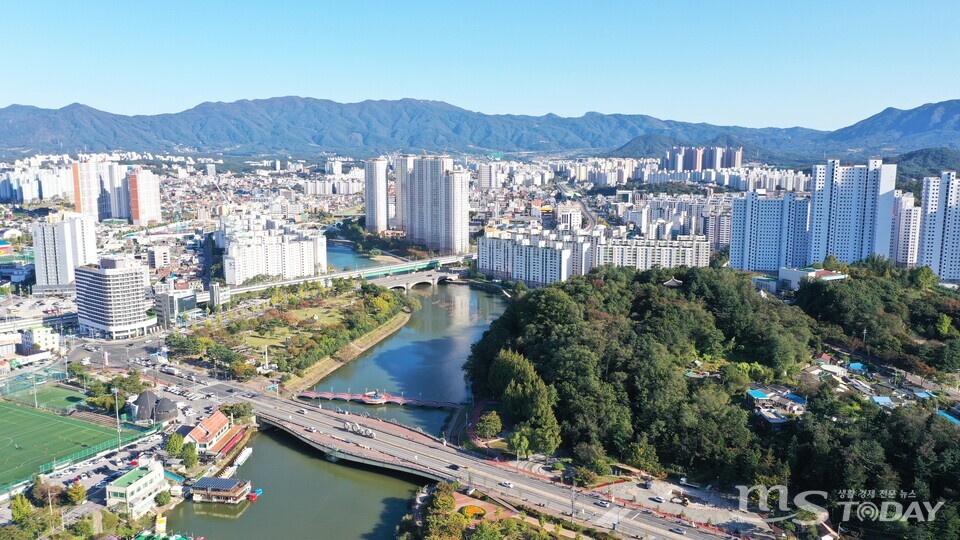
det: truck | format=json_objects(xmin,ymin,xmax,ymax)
[{"xmin": 160, "ymin": 366, "xmax": 180, "ymax": 376}]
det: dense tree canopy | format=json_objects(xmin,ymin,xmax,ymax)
[{"xmin": 466, "ymin": 265, "xmax": 960, "ymax": 537}]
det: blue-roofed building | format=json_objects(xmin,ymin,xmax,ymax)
[
  {"xmin": 870, "ymin": 396, "xmax": 895, "ymax": 408},
  {"xmin": 785, "ymin": 393, "xmax": 807, "ymax": 405},
  {"xmin": 848, "ymin": 362, "xmax": 867, "ymax": 373},
  {"xmin": 746, "ymin": 389, "xmax": 769, "ymax": 406},
  {"xmin": 937, "ymin": 411, "xmax": 960, "ymax": 425},
  {"xmin": 914, "ymin": 391, "xmax": 934, "ymax": 400}
]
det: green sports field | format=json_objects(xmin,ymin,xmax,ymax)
[
  {"xmin": 0, "ymin": 401, "xmax": 126, "ymax": 487},
  {"xmin": 5, "ymin": 385, "xmax": 87, "ymax": 411}
]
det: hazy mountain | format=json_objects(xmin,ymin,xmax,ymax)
[{"xmin": 1, "ymin": 96, "xmax": 960, "ymax": 159}]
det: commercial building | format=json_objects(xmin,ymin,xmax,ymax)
[
  {"xmin": 106, "ymin": 461, "xmax": 167, "ymax": 518},
  {"xmin": 31, "ymin": 211, "xmax": 97, "ymax": 294},
  {"xmin": 364, "ymin": 158, "xmax": 388, "ymax": 233},
  {"xmin": 19, "ymin": 326, "xmax": 60, "ymax": 353},
  {"xmin": 919, "ymin": 171, "xmax": 960, "ymax": 281},
  {"xmin": 75, "ymin": 256, "xmax": 156, "ymax": 339},
  {"xmin": 155, "ymin": 290, "xmax": 199, "ymax": 328},
  {"xmin": 808, "ymin": 159, "xmax": 896, "ymax": 265},
  {"xmin": 185, "ymin": 410, "xmax": 244, "ymax": 456}
]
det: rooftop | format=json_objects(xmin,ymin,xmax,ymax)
[
  {"xmin": 747, "ymin": 389, "xmax": 769, "ymax": 400},
  {"xmin": 110, "ymin": 465, "xmax": 153, "ymax": 488}
]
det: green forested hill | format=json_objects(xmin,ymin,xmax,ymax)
[{"xmin": 466, "ymin": 265, "xmax": 960, "ymax": 538}]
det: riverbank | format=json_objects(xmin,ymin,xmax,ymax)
[{"xmin": 280, "ymin": 310, "xmax": 412, "ymax": 397}]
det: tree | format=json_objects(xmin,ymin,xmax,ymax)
[
  {"xmin": 10, "ymin": 494, "xmax": 33, "ymax": 525},
  {"xmin": 165, "ymin": 433, "xmax": 184, "ymax": 458},
  {"xmin": 67, "ymin": 361, "xmax": 88, "ymax": 380},
  {"xmin": 475, "ymin": 411, "xmax": 502, "ymax": 439},
  {"xmin": 70, "ymin": 516, "xmax": 94, "ymax": 537},
  {"xmin": 508, "ymin": 430, "xmax": 530, "ymax": 460},
  {"xmin": 65, "ymin": 481, "xmax": 87, "ymax": 505},
  {"xmin": 182, "ymin": 443, "xmax": 199, "ymax": 469},
  {"xmin": 229, "ymin": 359, "xmax": 257, "ymax": 382},
  {"xmin": 155, "ymin": 491, "xmax": 171, "ymax": 506},
  {"xmin": 221, "ymin": 402, "xmax": 254, "ymax": 420}
]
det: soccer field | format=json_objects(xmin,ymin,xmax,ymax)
[
  {"xmin": 6, "ymin": 385, "xmax": 87, "ymax": 411},
  {"xmin": 0, "ymin": 401, "xmax": 124, "ymax": 487}
]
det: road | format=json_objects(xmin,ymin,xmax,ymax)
[{"xmin": 232, "ymin": 390, "xmax": 720, "ymax": 540}]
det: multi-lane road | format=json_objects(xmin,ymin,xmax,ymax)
[{"xmin": 228, "ymin": 388, "xmax": 722, "ymax": 540}]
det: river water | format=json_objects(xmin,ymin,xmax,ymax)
[{"xmin": 167, "ymin": 250, "xmax": 507, "ymax": 539}]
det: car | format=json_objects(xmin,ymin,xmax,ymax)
[
  {"xmin": 651, "ymin": 496, "xmax": 665, "ymax": 503},
  {"xmin": 448, "ymin": 464, "xmax": 461, "ymax": 470},
  {"xmin": 499, "ymin": 481, "xmax": 513, "ymax": 488},
  {"xmin": 669, "ymin": 528, "xmax": 687, "ymax": 535},
  {"xmin": 595, "ymin": 501, "xmax": 611, "ymax": 508},
  {"xmin": 297, "ymin": 409, "xmax": 308, "ymax": 415}
]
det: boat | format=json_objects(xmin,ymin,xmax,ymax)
[
  {"xmin": 247, "ymin": 493, "xmax": 258, "ymax": 501},
  {"xmin": 233, "ymin": 447, "xmax": 253, "ymax": 467},
  {"xmin": 254, "ymin": 488, "xmax": 263, "ymax": 496}
]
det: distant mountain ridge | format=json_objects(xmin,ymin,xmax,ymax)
[{"xmin": 2, "ymin": 96, "xmax": 960, "ymax": 160}]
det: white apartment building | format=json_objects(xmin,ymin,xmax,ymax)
[
  {"xmin": 593, "ymin": 235, "xmax": 710, "ymax": 271},
  {"xmin": 478, "ymin": 163, "xmax": 504, "ymax": 190},
  {"xmin": 479, "ymin": 228, "xmax": 707, "ymax": 286},
  {"xmin": 129, "ymin": 168, "xmax": 162, "ymax": 227},
  {"xmin": 809, "ymin": 159, "xmax": 896, "ymax": 265},
  {"xmin": 364, "ymin": 158, "xmax": 388, "ymax": 233},
  {"xmin": 148, "ymin": 245, "xmax": 172, "ymax": 270},
  {"xmin": 32, "ymin": 211, "xmax": 97, "ymax": 294},
  {"xmin": 394, "ymin": 155, "xmax": 414, "ymax": 231},
  {"xmin": 478, "ymin": 234, "xmax": 572, "ymax": 287},
  {"xmin": 406, "ymin": 157, "xmax": 470, "ymax": 255},
  {"xmin": 891, "ymin": 190, "xmax": 921, "ymax": 267},
  {"xmin": 76, "ymin": 256, "xmax": 157, "ymax": 340},
  {"xmin": 919, "ymin": 171, "xmax": 960, "ymax": 281},
  {"xmin": 730, "ymin": 192, "xmax": 810, "ymax": 272},
  {"xmin": 218, "ymin": 215, "xmax": 328, "ymax": 286}
]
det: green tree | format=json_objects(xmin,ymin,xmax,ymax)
[
  {"xmin": 155, "ymin": 491, "xmax": 172, "ymax": 506},
  {"xmin": 228, "ymin": 359, "xmax": 257, "ymax": 381},
  {"xmin": 165, "ymin": 433, "xmax": 184, "ymax": 458},
  {"xmin": 70, "ymin": 516, "xmax": 94, "ymax": 537},
  {"xmin": 67, "ymin": 361, "xmax": 88, "ymax": 380},
  {"xmin": 508, "ymin": 430, "xmax": 530, "ymax": 460},
  {"xmin": 10, "ymin": 494, "xmax": 33, "ymax": 525},
  {"xmin": 65, "ymin": 481, "xmax": 87, "ymax": 505},
  {"xmin": 182, "ymin": 443, "xmax": 199, "ymax": 469},
  {"xmin": 475, "ymin": 411, "xmax": 502, "ymax": 439}
]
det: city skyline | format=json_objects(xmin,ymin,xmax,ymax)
[{"xmin": 2, "ymin": 1, "xmax": 959, "ymax": 130}]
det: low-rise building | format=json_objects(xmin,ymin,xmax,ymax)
[
  {"xmin": 105, "ymin": 461, "xmax": 167, "ymax": 518},
  {"xmin": 190, "ymin": 477, "xmax": 251, "ymax": 504}
]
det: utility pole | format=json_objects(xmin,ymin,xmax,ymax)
[{"xmin": 112, "ymin": 388, "xmax": 122, "ymax": 452}]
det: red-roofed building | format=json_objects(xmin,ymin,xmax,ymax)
[{"xmin": 185, "ymin": 410, "xmax": 232, "ymax": 455}]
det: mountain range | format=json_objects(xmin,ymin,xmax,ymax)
[{"xmin": 3, "ymin": 97, "xmax": 960, "ymax": 162}]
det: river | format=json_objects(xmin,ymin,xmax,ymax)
[{"xmin": 167, "ymin": 249, "xmax": 508, "ymax": 539}]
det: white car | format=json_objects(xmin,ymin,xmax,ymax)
[
  {"xmin": 499, "ymin": 481, "xmax": 513, "ymax": 488},
  {"xmin": 596, "ymin": 501, "xmax": 611, "ymax": 508},
  {"xmin": 651, "ymin": 496, "xmax": 665, "ymax": 503}
]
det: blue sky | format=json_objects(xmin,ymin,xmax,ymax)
[{"xmin": 2, "ymin": 1, "xmax": 958, "ymax": 130}]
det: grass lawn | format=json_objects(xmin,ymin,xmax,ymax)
[
  {"xmin": 243, "ymin": 328, "xmax": 291, "ymax": 349},
  {"xmin": 287, "ymin": 307, "xmax": 341, "ymax": 324},
  {"xmin": 6, "ymin": 385, "xmax": 86, "ymax": 411},
  {"xmin": 0, "ymin": 401, "xmax": 129, "ymax": 487}
]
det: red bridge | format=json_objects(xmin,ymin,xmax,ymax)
[{"xmin": 298, "ymin": 390, "xmax": 463, "ymax": 409}]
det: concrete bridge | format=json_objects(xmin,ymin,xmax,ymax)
[
  {"xmin": 230, "ymin": 254, "xmax": 474, "ymax": 295},
  {"xmin": 368, "ymin": 270, "xmax": 460, "ymax": 292},
  {"xmin": 298, "ymin": 390, "xmax": 464, "ymax": 408}
]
